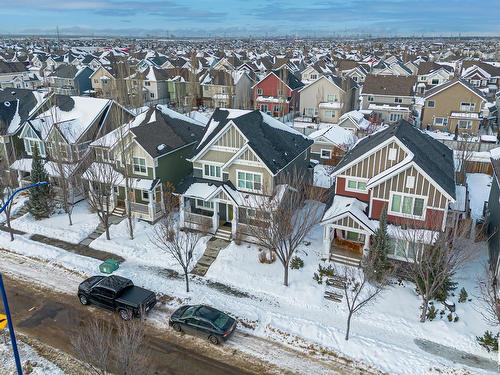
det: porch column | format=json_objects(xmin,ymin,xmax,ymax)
[
  {"xmin": 212, "ymin": 201, "xmax": 219, "ymax": 233},
  {"xmin": 16, "ymin": 170, "xmax": 22, "ymax": 188},
  {"xmin": 231, "ymin": 205, "xmax": 238, "ymax": 237},
  {"xmin": 363, "ymin": 232, "xmax": 371, "ymax": 259},
  {"xmin": 148, "ymin": 190, "xmax": 154, "ymax": 220},
  {"xmin": 323, "ymin": 225, "xmax": 332, "ymax": 257}
]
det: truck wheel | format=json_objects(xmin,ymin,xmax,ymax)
[
  {"xmin": 172, "ymin": 323, "xmax": 182, "ymax": 332},
  {"xmin": 79, "ymin": 295, "xmax": 89, "ymax": 305},
  {"xmin": 208, "ymin": 335, "xmax": 220, "ymax": 345},
  {"xmin": 119, "ymin": 309, "xmax": 131, "ymax": 321}
]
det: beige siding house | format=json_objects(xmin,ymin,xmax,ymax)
[{"xmin": 422, "ymin": 79, "xmax": 486, "ymax": 136}]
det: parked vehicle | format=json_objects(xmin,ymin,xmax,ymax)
[
  {"xmin": 78, "ymin": 275, "xmax": 156, "ymax": 320},
  {"xmin": 169, "ymin": 305, "xmax": 237, "ymax": 344}
]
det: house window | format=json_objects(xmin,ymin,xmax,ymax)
[
  {"xmin": 389, "ymin": 113, "xmax": 403, "ymax": 122},
  {"xmin": 273, "ymin": 104, "xmax": 281, "ymax": 113},
  {"xmin": 203, "ymin": 164, "xmax": 221, "ymax": 179},
  {"xmin": 196, "ymin": 199, "xmax": 214, "ymax": 210},
  {"xmin": 346, "ymin": 179, "xmax": 367, "ymax": 192},
  {"xmin": 320, "ymin": 149, "xmax": 331, "ymax": 159},
  {"xmin": 367, "ymin": 96, "xmax": 374, "ymax": 102},
  {"xmin": 257, "ymin": 88, "xmax": 263, "ymax": 95},
  {"xmin": 394, "ymin": 97, "xmax": 402, "ymax": 103},
  {"xmin": 388, "ymin": 148, "xmax": 397, "ymax": 161},
  {"xmin": 460, "ymin": 102, "xmax": 475, "ymax": 112},
  {"xmin": 144, "ymin": 81, "xmax": 151, "ymax": 86},
  {"xmin": 150, "ymin": 93, "xmax": 155, "ymax": 98},
  {"xmin": 277, "ymin": 89, "xmax": 283, "ymax": 96},
  {"xmin": 352, "ymin": 76, "xmax": 358, "ymax": 82},
  {"xmin": 133, "ymin": 157, "xmax": 147, "ymax": 174},
  {"xmin": 260, "ymin": 104, "xmax": 268, "ymax": 113},
  {"xmin": 346, "ymin": 231, "xmax": 365, "ymax": 243},
  {"xmin": 142, "ymin": 190, "xmax": 150, "ymax": 201},
  {"xmin": 326, "ymin": 94, "xmax": 336, "ymax": 102},
  {"xmin": 433, "ymin": 117, "xmax": 449, "ymax": 127},
  {"xmin": 237, "ymin": 171, "xmax": 262, "ymax": 192},
  {"xmin": 310, "ymin": 74, "xmax": 318, "ymax": 80},
  {"xmin": 24, "ymin": 138, "xmax": 46, "ymax": 157},
  {"xmin": 431, "ymin": 79, "xmax": 439, "ymax": 85},
  {"xmin": 306, "ymin": 107, "xmax": 315, "ymax": 117},
  {"xmin": 390, "ymin": 192, "xmax": 425, "ymax": 218},
  {"xmin": 387, "ymin": 238, "xmax": 421, "ymax": 259},
  {"xmin": 325, "ymin": 110, "xmax": 335, "ymax": 118},
  {"xmin": 457, "ymin": 120, "xmax": 473, "ymax": 129},
  {"xmin": 427, "ymin": 100, "xmax": 435, "ymax": 108}
]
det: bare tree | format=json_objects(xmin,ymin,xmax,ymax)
[
  {"xmin": 71, "ymin": 319, "xmax": 113, "ymax": 375},
  {"xmin": 455, "ymin": 133, "xmax": 475, "ymax": 185},
  {"xmin": 150, "ymin": 217, "xmax": 205, "ymax": 293},
  {"xmin": 85, "ymin": 162, "xmax": 121, "ymax": 240},
  {"xmin": 477, "ymin": 263, "xmax": 500, "ymax": 327},
  {"xmin": 335, "ymin": 265, "xmax": 386, "ymax": 341},
  {"xmin": 400, "ymin": 216, "xmax": 474, "ymax": 322},
  {"xmin": 0, "ymin": 168, "xmax": 16, "ymax": 241},
  {"xmin": 248, "ymin": 169, "xmax": 326, "ymax": 286},
  {"xmin": 71, "ymin": 318, "xmax": 153, "ymax": 375}
]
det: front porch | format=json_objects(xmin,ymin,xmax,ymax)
[{"xmin": 109, "ymin": 183, "xmax": 164, "ymax": 223}]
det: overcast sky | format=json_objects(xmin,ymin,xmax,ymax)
[{"xmin": 1, "ymin": 0, "xmax": 499, "ymax": 37}]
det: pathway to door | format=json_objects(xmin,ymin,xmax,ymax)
[{"xmin": 191, "ymin": 237, "xmax": 230, "ymax": 276}]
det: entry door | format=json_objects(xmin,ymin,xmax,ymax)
[
  {"xmin": 219, "ymin": 203, "xmax": 227, "ymax": 222},
  {"xmin": 227, "ymin": 205, "xmax": 233, "ymax": 222}
]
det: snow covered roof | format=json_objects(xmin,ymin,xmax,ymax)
[
  {"xmin": 321, "ymin": 195, "xmax": 375, "ymax": 233},
  {"xmin": 82, "ymin": 162, "xmax": 158, "ymax": 190},
  {"xmin": 309, "ymin": 124, "xmax": 357, "ymax": 147},
  {"xmin": 10, "ymin": 158, "xmax": 77, "ymax": 178},
  {"xmin": 0, "ymin": 88, "xmax": 48, "ymax": 135},
  {"xmin": 31, "ymin": 95, "xmax": 111, "ymax": 143}
]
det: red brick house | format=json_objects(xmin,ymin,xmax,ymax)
[
  {"xmin": 321, "ymin": 120, "xmax": 465, "ymax": 265},
  {"xmin": 252, "ymin": 68, "xmax": 304, "ymax": 117}
]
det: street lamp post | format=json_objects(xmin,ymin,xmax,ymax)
[{"xmin": 0, "ymin": 181, "xmax": 48, "ymax": 375}]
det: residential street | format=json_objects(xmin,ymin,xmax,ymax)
[{"xmin": 0, "ymin": 274, "xmax": 262, "ymax": 375}]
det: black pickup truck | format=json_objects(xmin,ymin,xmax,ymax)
[{"xmin": 78, "ymin": 275, "xmax": 156, "ymax": 320}]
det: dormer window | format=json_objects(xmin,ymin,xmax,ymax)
[{"xmin": 203, "ymin": 163, "xmax": 221, "ymax": 179}]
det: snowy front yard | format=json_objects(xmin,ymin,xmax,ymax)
[
  {"xmin": 11, "ymin": 201, "xmax": 99, "ymax": 243},
  {"xmin": 90, "ymin": 219, "xmax": 210, "ymax": 273},
  {"xmin": 466, "ymin": 173, "xmax": 492, "ymax": 220}
]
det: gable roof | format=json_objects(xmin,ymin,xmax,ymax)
[
  {"xmin": 334, "ymin": 119, "xmax": 455, "ymax": 199},
  {"xmin": 130, "ymin": 106, "xmax": 205, "ymax": 158},
  {"xmin": 0, "ymin": 88, "xmax": 49, "ymax": 135},
  {"xmin": 194, "ymin": 108, "xmax": 313, "ymax": 175},
  {"xmin": 423, "ymin": 78, "xmax": 486, "ymax": 101},
  {"xmin": 362, "ymin": 75, "xmax": 416, "ymax": 97},
  {"xmin": 417, "ymin": 61, "xmax": 454, "ymax": 75}
]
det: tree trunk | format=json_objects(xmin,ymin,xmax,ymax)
[
  {"xmin": 6, "ymin": 214, "xmax": 13, "ymax": 241},
  {"xmin": 345, "ymin": 312, "xmax": 353, "ymax": 341},
  {"xmin": 68, "ymin": 210, "xmax": 73, "ymax": 226},
  {"xmin": 420, "ymin": 297, "xmax": 429, "ymax": 323},
  {"xmin": 127, "ymin": 214, "xmax": 134, "ymax": 240},
  {"xmin": 283, "ymin": 261, "xmax": 289, "ymax": 287},
  {"xmin": 104, "ymin": 216, "xmax": 110, "ymax": 241},
  {"xmin": 184, "ymin": 270, "xmax": 190, "ymax": 293}
]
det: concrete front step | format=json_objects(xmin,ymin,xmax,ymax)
[{"xmin": 329, "ymin": 255, "xmax": 361, "ymax": 267}]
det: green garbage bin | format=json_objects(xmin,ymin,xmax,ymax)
[{"xmin": 99, "ymin": 259, "xmax": 120, "ymax": 274}]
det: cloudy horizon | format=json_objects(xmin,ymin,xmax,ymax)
[{"xmin": 0, "ymin": 0, "xmax": 499, "ymax": 37}]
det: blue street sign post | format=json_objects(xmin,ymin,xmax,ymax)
[{"xmin": 0, "ymin": 181, "xmax": 48, "ymax": 375}]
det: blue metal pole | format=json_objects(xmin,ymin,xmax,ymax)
[
  {"xmin": 0, "ymin": 273, "xmax": 23, "ymax": 375},
  {"xmin": 0, "ymin": 180, "xmax": 48, "ymax": 375}
]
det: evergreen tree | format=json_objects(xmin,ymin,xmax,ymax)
[
  {"xmin": 27, "ymin": 145, "xmax": 52, "ymax": 219},
  {"xmin": 367, "ymin": 205, "xmax": 391, "ymax": 282}
]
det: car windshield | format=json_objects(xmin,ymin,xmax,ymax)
[
  {"xmin": 181, "ymin": 306, "xmax": 198, "ymax": 318},
  {"xmin": 195, "ymin": 306, "xmax": 232, "ymax": 330}
]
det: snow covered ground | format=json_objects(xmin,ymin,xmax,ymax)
[
  {"xmin": 11, "ymin": 201, "xmax": 99, "ymax": 243},
  {"xmin": 466, "ymin": 173, "xmax": 492, "ymax": 220},
  {"xmin": 0, "ymin": 333, "xmax": 66, "ymax": 375},
  {"xmin": 2, "ymin": 190, "xmax": 497, "ymax": 374},
  {"xmin": 314, "ymin": 164, "xmax": 334, "ymax": 188},
  {"xmin": 90, "ymin": 218, "xmax": 210, "ymax": 273}
]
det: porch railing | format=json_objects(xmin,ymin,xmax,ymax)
[{"xmin": 185, "ymin": 212, "xmax": 212, "ymax": 228}]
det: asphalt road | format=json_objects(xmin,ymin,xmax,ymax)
[{"xmin": 0, "ymin": 275, "xmax": 259, "ymax": 375}]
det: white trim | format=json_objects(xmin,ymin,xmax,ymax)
[
  {"xmin": 235, "ymin": 169, "xmax": 263, "ymax": 193},
  {"xmin": 251, "ymin": 71, "xmax": 293, "ymax": 92},
  {"xmin": 345, "ymin": 177, "xmax": 368, "ymax": 193},
  {"xmin": 202, "ymin": 161, "xmax": 223, "ymax": 181},
  {"xmin": 388, "ymin": 191, "xmax": 427, "ymax": 220},
  {"xmin": 333, "ymin": 136, "xmax": 413, "ymax": 177},
  {"xmin": 320, "ymin": 148, "xmax": 332, "ymax": 159}
]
